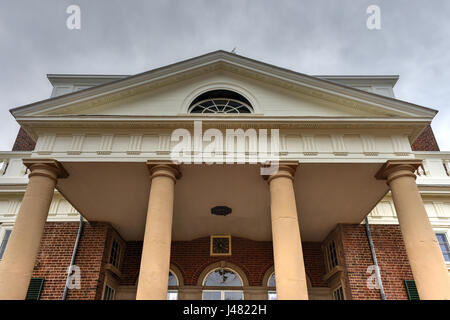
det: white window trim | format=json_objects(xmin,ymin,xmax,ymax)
[
  {"xmin": 0, "ymin": 159, "xmax": 8, "ymax": 175},
  {"xmin": 0, "ymin": 224, "xmax": 13, "ymax": 260},
  {"xmin": 267, "ymin": 291, "xmax": 277, "ymax": 300},
  {"xmin": 201, "ymin": 267, "xmax": 244, "ymax": 300},
  {"xmin": 434, "ymin": 228, "xmax": 450, "ymax": 267},
  {"xmin": 332, "ymin": 285, "xmax": 345, "ymax": 300},
  {"xmin": 102, "ymin": 273, "xmax": 119, "ymax": 300},
  {"xmin": 202, "ymin": 290, "xmax": 244, "ymax": 300},
  {"xmin": 103, "ymin": 284, "xmax": 116, "ymax": 300},
  {"xmin": 267, "ymin": 272, "xmax": 277, "ymax": 300},
  {"xmin": 167, "ymin": 290, "xmax": 178, "ymax": 300},
  {"xmin": 167, "ymin": 269, "xmax": 179, "ymax": 300}
]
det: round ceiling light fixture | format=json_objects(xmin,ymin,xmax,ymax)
[{"xmin": 211, "ymin": 206, "xmax": 232, "ymax": 216}]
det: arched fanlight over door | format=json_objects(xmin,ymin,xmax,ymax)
[
  {"xmin": 267, "ymin": 272, "xmax": 277, "ymax": 300},
  {"xmin": 202, "ymin": 267, "xmax": 244, "ymax": 300},
  {"xmin": 167, "ymin": 270, "xmax": 179, "ymax": 300},
  {"xmin": 188, "ymin": 90, "xmax": 253, "ymax": 114}
]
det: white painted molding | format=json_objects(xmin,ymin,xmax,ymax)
[
  {"xmin": 68, "ymin": 134, "xmax": 85, "ymax": 155},
  {"xmin": 98, "ymin": 134, "xmax": 114, "ymax": 155}
]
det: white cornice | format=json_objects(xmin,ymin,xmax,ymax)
[
  {"xmin": 16, "ymin": 115, "xmax": 431, "ymax": 141},
  {"xmin": 15, "ymin": 115, "xmax": 433, "ymax": 122}
]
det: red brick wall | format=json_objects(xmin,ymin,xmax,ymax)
[
  {"xmin": 12, "ymin": 127, "xmax": 36, "ymax": 151},
  {"xmin": 338, "ymin": 224, "xmax": 413, "ymax": 300},
  {"xmin": 120, "ymin": 241, "xmax": 142, "ymax": 286},
  {"xmin": 32, "ymin": 222, "xmax": 111, "ymax": 300},
  {"xmin": 411, "ymin": 125, "xmax": 440, "ymax": 151},
  {"xmin": 120, "ymin": 237, "xmax": 327, "ymax": 288},
  {"xmin": 30, "ymin": 224, "xmax": 414, "ymax": 299},
  {"xmin": 302, "ymin": 242, "xmax": 328, "ymax": 287}
]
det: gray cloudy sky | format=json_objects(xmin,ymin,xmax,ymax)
[{"xmin": 1, "ymin": 0, "xmax": 449, "ymax": 150}]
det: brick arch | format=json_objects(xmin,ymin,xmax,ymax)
[
  {"xmin": 261, "ymin": 265, "xmax": 312, "ymax": 288},
  {"xmin": 170, "ymin": 236, "xmax": 274, "ymax": 286},
  {"xmin": 169, "ymin": 263, "xmax": 184, "ymax": 286},
  {"xmin": 120, "ymin": 237, "xmax": 327, "ymax": 288}
]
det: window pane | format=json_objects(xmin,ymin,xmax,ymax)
[
  {"xmin": 104, "ymin": 285, "xmax": 115, "ymax": 300},
  {"xmin": 268, "ymin": 291, "xmax": 277, "ymax": 300},
  {"xmin": 168, "ymin": 271, "xmax": 178, "ymax": 286},
  {"xmin": 202, "ymin": 291, "xmax": 221, "ymax": 300},
  {"xmin": 167, "ymin": 291, "xmax": 178, "ymax": 300},
  {"xmin": 333, "ymin": 286, "xmax": 344, "ymax": 300},
  {"xmin": 189, "ymin": 97, "xmax": 253, "ymax": 114},
  {"xmin": 109, "ymin": 239, "xmax": 121, "ymax": 269},
  {"xmin": 268, "ymin": 273, "xmax": 276, "ymax": 287},
  {"xmin": 224, "ymin": 291, "xmax": 243, "ymax": 300},
  {"xmin": 0, "ymin": 230, "xmax": 12, "ymax": 260},
  {"xmin": 436, "ymin": 233, "xmax": 450, "ymax": 262},
  {"xmin": 327, "ymin": 240, "xmax": 338, "ymax": 270},
  {"xmin": 204, "ymin": 268, "xmax": 242, "ymax": 286}
]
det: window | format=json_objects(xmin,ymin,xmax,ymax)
[
  {"xmin": 167, "ymin": 270, "xmax": 179, "ymax": 300},
  {"xmin": 202, "ymin": 268, "xmax": 244, "ymax": 300},
  {"xmin": 0, "ymin": 228, "xmax": 12, "ymax": 260},
  {"xmin": 26, "ymin": 278, "xmax": 45, "ymax": 300},
  {"xmin": 0, "ymin": 160, "xmax": 8, "ymax": 175},
  {"xmin": 267, "ymin": 272, "xmax": 277, "ymax": 300},
  {"xmin": 109, "ymin": 238, "xmax": 122, "ymax": 270},
  {"xmin": 325, "ymin": 240, "xmax": 338, "ymax": 272},
  {"xmin": 102, "ymin": 273, "xmax": 120, "ymax": 300},
  {"xmin": 332, "ymin": 286, "xmax": 344, "ymax": 300},
  {"xmin": 435, "ymin": 232, "xmax": 450, "ymax": 262},
  {"xmin": 104, "ymin": 285, "xmax": 115, "ymax": 300},
  {"xmin": 189, "ymin": 90, "xmax": 253, "ymax": 114}
]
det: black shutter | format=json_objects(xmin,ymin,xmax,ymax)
[
  {"xmin": 404, "ymin": 280, "xmax": 420, "ymax": 300},
  {"xmin": 26, "ymin": 278, "xmax": 45, "ymax": 300}
]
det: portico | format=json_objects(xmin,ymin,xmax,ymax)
[
  {"xmin": 0, "ymin": 156, "xmax": 449, "ymax": 300},
  {"xmin": 1, "ymin": 51, "xmax": 449, "ymax": 300}
]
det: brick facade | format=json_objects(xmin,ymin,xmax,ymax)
[
  {"xmin": 120, "ymin": 237, "xmax": 327, "ymax": 288},
  {"xmin": 411, "ymin": 125, "xmax": 440, "ymax": 151},
  {"xmin": 337, "ymin": 224, "xmax": 413, "ymax": 300},
  {"xmin": 29, "ymin": 222, "xmax": 414, "ymax": 300},
  {"xmin": 12, "ymin": 127, "xmax": 36, "ymax": 151},
  {"xmin": 32, "ymin": 221, "xmax": 111, "ymax": 300}
]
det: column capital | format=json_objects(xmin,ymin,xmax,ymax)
[
  {"xmin": 23, "ymin": 159, "xmax": 69, "ymax": 181},
  {"xmin": 146, "ymin": 160, "xmax": 182, "ymax": 182},
  {"xmin": 262, "ymin": 161, "xmax": 298, "ymax": 183},
  {"xmin": 375, "ymin": 160, "xmax": 421, "ymax": 185}
]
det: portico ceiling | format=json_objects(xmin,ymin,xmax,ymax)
[{"xmin": 56, "ymin": 162, "xmax": 388, "ymax": 242}]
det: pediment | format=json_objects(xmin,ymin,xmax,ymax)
[{"xmin": 11, "ymin": 51, "xmax": 437, "ymax": 121}]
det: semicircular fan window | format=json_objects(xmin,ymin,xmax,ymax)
[
  {"xmin": 203, "ymin": 268, "xmax": 243, "ymax": 286},
  {"xmin": 189, "ymin": 98, "xmax": 253, "ymax": 114}
]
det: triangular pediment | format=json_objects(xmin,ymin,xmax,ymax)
[{"xmin": 11, "ymin": 51, "xmax": 437, "ymax": 120}]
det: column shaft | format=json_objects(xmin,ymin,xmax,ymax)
[
  {"xmin": 136, "ymin": 163, "xmax": 180, "ymax": 300},
  {"xmin": 377, "ymin": 161, "xmax": 450, "ymax": 300},
  {"xmin": 267, "ymin": 163, "xmax": 308, "ymax": 300},
  {"xmin": 0, "ymin": 161, "xmax": 65, "ymax": 300}
]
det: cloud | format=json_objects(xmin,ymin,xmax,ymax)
[{"xmin": 0, "ymin": 0, "xmax": 449, "ymax": 149}]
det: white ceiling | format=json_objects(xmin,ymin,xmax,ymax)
[{"xmin": 56, "ymin": 162, "xmax": 388, "ymax": 242}]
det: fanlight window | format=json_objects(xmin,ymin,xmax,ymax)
[
  {"xmin": 267, "ymin": 272, "xmax": 277, "ymax": 300},
  {"xmin": 188, "ymin": 89, "xmax": 253, "ymax": 114},
  {"xmin": 268, "ymin": 273, "xmax": 276, "ymax": 287},
  {"xmin": 202, "ymin": 267, "xmax": 244, "ymax": 300},
  {"xmin": 190, "ymin": 99, "xmax": 252, "ymax": 114},
  {"xmin": 167, "ymin": 270, "xmax": 179, "ymax": 300},
  {"xmin": 204, "ymin": 268, "xmax": 243, "ymax": 286}
]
